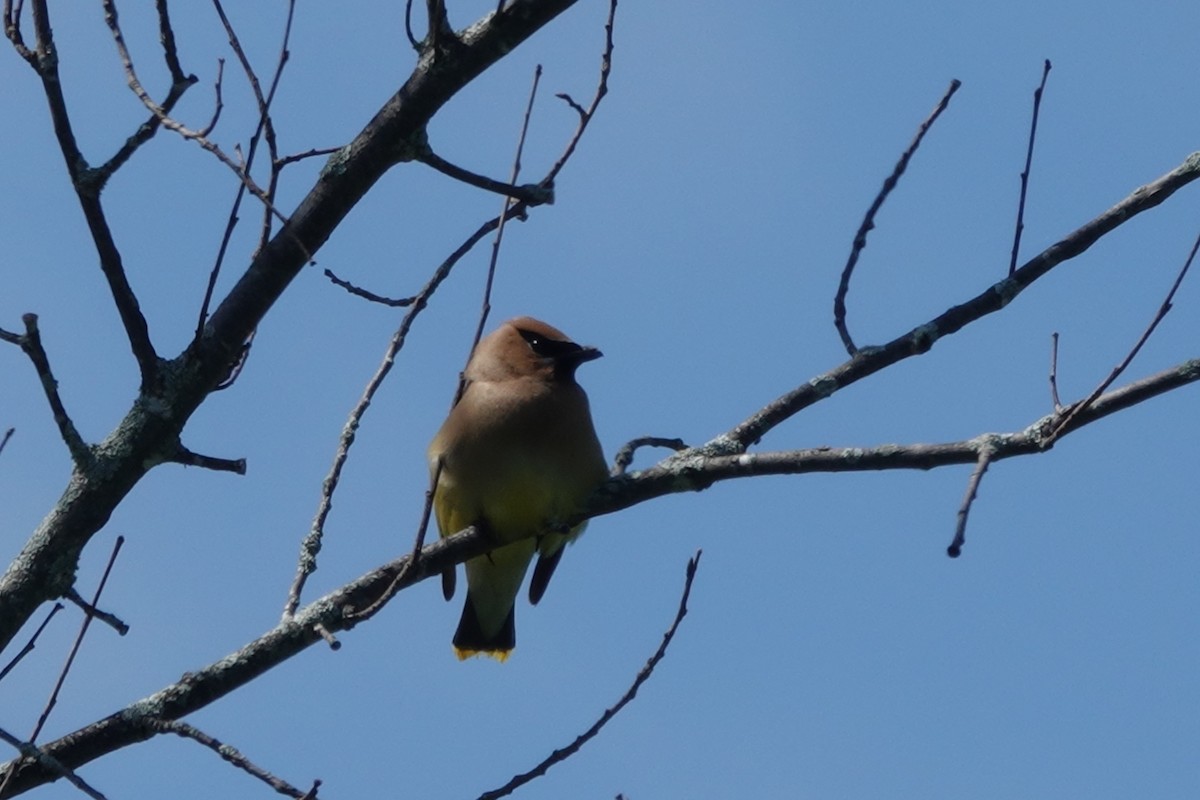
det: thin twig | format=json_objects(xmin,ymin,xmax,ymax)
[
  {"xmin": 344, "ymin": 461, "xmax": 444, "ymax": 623},
  {"xmin": 947, "ymin": 441, "xmax": 995, "ymax": 558},
  {"xmin": 1046, "ymin": 226, "xmax": 1199, "ymax": 444},
  {"xmin": 3, "ymin": 0, "xmax": 35, "ymax": 63},
  {"xmin": 168, "ymin": 444, "xmax": 248, "ymax": 474},
  {"xmin": 612, "ymin": 436, "xmax": 688, "ymax": 476},
  {"xmin": 11, "ymin": 314, "xmax": 91, "ymax": 467},
  {"xmin": 90, "ymin": 0, "xmax": 198, "ymax": 186},
  {"xmin": 1049, "ymin": 331, "xmax": 1063, "ymax": 410},
  {"xmin": 64, "ymin": 588, "xmax": 129, "ymax": 636},
  {"xmin": 101, "ymin": 0, "xmax": 289, "ymax": 229},
  {"xmin": 148, "ymin": 719, "xmax": 315, "ymax": 799},
  {"xmin": 542, "ymin": 0, "xmax": 617, "ymax": 186},
  {"xmin": 155, "ymin": 0, "xmax": 188, "ymax": 83},
  {"xmin": 0, "ymin": 603, "xmax": 63, "ymax": 684},
  {"xmin": 417, "ymin": 148, "xmax": 554, "ymax": 205},
  {"xmin": 833, "ymin": 79, "xmax": 962, "ymax": 356},
  {"xmin": 0, "ymin": 427, "xmax": 13, "ymax": 457},
  {"xmin": 404, "ymin": 0, "xmax": 419, "ymax": 50},
  {"xmin": 462, "ymin": 63, "xmax": 543, "ymax": 396},
  {"xmin": 324, "ymin": 268, "xmax": 417, "ymax": 307},
  {"xmin": 313, "ymin": 623, "xmax": 340, "ymax": 650},
  {"xmin": 477, "ymin": 551, "xmax": 702, "ymax": 800},
  {"xmin": 1009, "ymin": 59, "xmax": 1052, "ymax": 277},
  {"xmin": 29, "ymin": 537, "xmax": 124, "ymax": 742},
  {"xmin": 275, "ymin": 145, "xmax": 341, "ymax": 169}
]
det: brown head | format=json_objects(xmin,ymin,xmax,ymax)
[{"xmin": 464, "ymin": 316, "xmax": 602, "ymax": 384}]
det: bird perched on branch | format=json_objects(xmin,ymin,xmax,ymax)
[{"xmin": 428, "ymin": 317, "xmax": 607, "ymax": 661}]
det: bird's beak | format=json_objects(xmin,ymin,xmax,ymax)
[{"xmin": 570, "ymin": 345, "xmax": 603, "ymax": 364}]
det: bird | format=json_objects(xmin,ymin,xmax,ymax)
[{"xmin": 428, "ymin": 316, "xmax": 608, "ymax": 661}]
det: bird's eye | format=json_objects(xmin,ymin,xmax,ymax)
[{"xmin": 518, "ymin": 327, "xmax": 580, "ymax": 359}]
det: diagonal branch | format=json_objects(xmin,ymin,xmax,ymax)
[
  {"xmin": 729, "ymin": 151, "xmax": 1200, "ymax": 451},
  {"xmin": 1008, "ymin": 59, "xmax": 1052, "ymax": 276},
  {"xmin": 4, "ymin": 314, "xmax": 91, "ymax": 467},
  {"xmin": 477, "ymin": 551, "xmax": 701, "ymax": 800}
]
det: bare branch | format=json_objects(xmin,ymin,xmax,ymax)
[
  {"xmin": 101, "ymin": 0, "xmax": 287, "ymax": 230},
  {"xmin": 147, "ymin": 719, "xmax": 315, "ymax": 799},
  {"xmin": 833, "ymin": 79, "xmax": 962, "ymax": 356},
  {"xmin": 343, "ymin": 460, "xmax": 443, "ymax": 623},
  {"xmin": 324, "ymin": 268, "xmax": 417, "ymax": 307},
  {"xmin": 3, "ymin": 0, "xmax": 35, "ymax": 63},
  {"xmin": 64, "ymin": 588, "xmax": 129, "ymax": 636},
  {"xmin": 947, "ymin": 442, "xmax": 996, "ymax": 558},
  {"xmin": 542, "ymin": 0, "xmax": 617, "ymax": 186},
  {"xmin": 1049, "ymin": 332, "xmax": 1063, "ymax": 410},
  {"xmin": 167, "ymin": 444, "xmax": 248, "ymax": 475},
  {"xmin": 477, "ymin": 551, "xmax": 702, "ymax": 800},
  {"xmin": 404, "ymin": 0, "xmax": 420, "ymax": 50},
  {"xmin": 598, "ymin": 359, "xmax": 1200, "ymax": 520},
  {"xmin": 91, "ymin": 0, "xmax": 200, "ymax": 185},
  {"xmin": 731, "ymin": 151, "xmax": 1200, "ymax": 451},
  {"xmin": 11, "ymin": 1, "xmax": 161, "ymax": 384},
  {"xmin": 418, "ymin": 147, "xmax": 554, "ymax": 205},
  {"xmin": 275, "ymin": 145, "xmax": 341, "ymax": 169},
  {"xmin": 0, "ymin": 428, "xmax": 13, "ymax": 457},
  {"xmin": 0, "ymin": 603, "xmax": 63, "ymax": 684},
  {"xmin": 1009, "ymin": 59, "xmax": 1052, "ymax": 276},
  {"xmin": 4, "ymin": 314, "xmax": 91, "ymax": 467},
  {"xmin": 1045, "ymin": 226, "xmax": 1199, "ymax": 444},
  {"xmin": 612, "ymin": 436, "xmax": 688, "ymax": 476}
]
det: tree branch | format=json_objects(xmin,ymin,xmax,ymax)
[
  {"xmin": 834, "ymin": 79, "xmax": 961, "ymax": 356},
  {"xmin": 4, "ymin": 357, "xmax": 1196, "ymax": 794},
  {"xmin": 0, "ymin": 0, "xmax": 586, "ymax": 658},
  {"xmin": 733, "ymin": 151, "xmax": 1200, "ymax": 451},
  {"xmin": 15, "ymin": 0, "xmax": 160, "ymax": 386},
  {"xmin": 3, "ymin": 314, "xmax": 91, "ymax": 467},
  {"xmin": 477, "ymin": 550, "xmax": 701, "ymax": 800}
]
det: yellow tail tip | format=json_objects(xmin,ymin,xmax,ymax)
[{"xmin": 454, "ymin": 645, "xmax": 512, "ymax": 663}]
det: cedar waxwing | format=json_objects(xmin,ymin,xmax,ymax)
[{"xmin": 428, "ymin": 317, "xmax": 607, "ymax": 661}]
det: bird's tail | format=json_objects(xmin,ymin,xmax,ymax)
[{"xmin": 453, "ymin": 596, "xmax": 515, "ymax": 662}]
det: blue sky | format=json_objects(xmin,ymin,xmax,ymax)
[{"xmin": 2, "ymin": 1, "xmax": 1198, "ymax": 798}]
